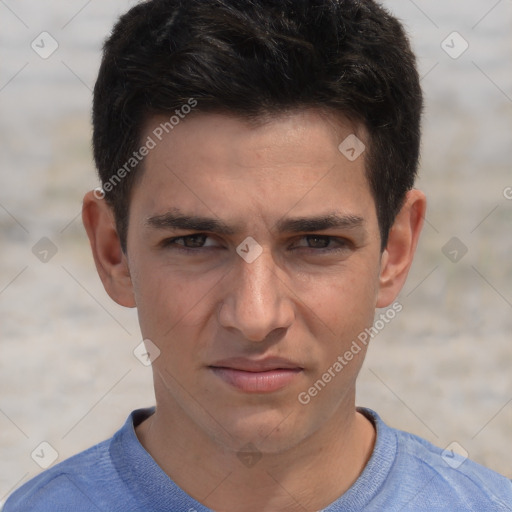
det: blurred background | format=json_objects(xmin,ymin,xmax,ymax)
[{"xmin": 0, "ymin": 0, "xmax": 511, "ymax": 504}]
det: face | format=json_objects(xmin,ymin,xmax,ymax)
[
  {"xmin": 82, "ymin": 106, "xmax": 424, "ymax": 458},
  {"xmin": 120, "ymin": 110, "xmax": 385, "ymax": 452}
]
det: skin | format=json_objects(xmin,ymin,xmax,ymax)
[{"xmin": 83, "ymin": 110, "xmax": 426, "ymax": 512}]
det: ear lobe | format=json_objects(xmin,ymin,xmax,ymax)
[
  {"xmin": 376, "ymin": 189, "xmax": 426, "ymax": 308},
  {"xmin": 82, "ymin": 190, "xmax": 136, "ymax": 308}
]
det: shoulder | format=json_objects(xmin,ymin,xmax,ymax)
[
  {"xmin": 392, "ymin": 424, "xmax": 512, "ymax": 510},
  {"xmin": 2, "ymin": 439, "xmax": 117, "ymax": 512},
  {"xmin": 2, "ymin": 408, "xmax": 156, "ymax": 512},
  {"xmin": 355, "ymin": 408, "xmax": 512, "ymax": 511}
]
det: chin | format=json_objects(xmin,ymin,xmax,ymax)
[{"xmin": 210, "ymin": 406, "xmax": 308, "ymax": 454}]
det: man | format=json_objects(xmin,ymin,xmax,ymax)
[{"xmin": 4, "ymin": 0, "xmax": 511, "ymax": 510}]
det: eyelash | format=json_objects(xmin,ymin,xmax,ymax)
[{"xmin": 160, "ymin": 234, "xmax": 350, "ymax": 254}]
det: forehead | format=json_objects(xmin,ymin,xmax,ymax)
[
  {"xmin": 131, "ymin": 110, "xmax": 375, "ymax": 227},
  {"xmin": 143, "ymin": 109, "xmax": 365, "ymax": 167}
]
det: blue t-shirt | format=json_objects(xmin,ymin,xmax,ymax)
[{"xmin": 3, "ymin": 407, "xmax": 512, "ymax": 511}]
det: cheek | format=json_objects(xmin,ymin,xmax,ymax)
[
  {"xmin": 300, "ymin": 258, "xmax": 381, "ymax": 339},
  {"xmin": 132, "ymin": 260, "xmax": 220, "ymax": 341}
]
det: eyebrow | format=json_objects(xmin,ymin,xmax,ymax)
[
  {"xmin": 146, "ymin": 209, "xmax": 238, "ymax": 235},
  {"xmin": 275, "ymin": 213, "xmax": 365, "ymax": 233},
  {"xmin": 145, "ymin": 209, "xmax": 365, "ymax": 235}
]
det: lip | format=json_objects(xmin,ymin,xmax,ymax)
[
  {"xmin": 210, "ymin": 356, "xmax": 303, "ymax": 372},
  {"xmin": 209, "ymin": 357, "xmax": 303, "ymax": 393}
]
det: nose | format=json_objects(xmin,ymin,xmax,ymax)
[{"xmin": 218, "ymin": 248, "xmax": 295, "ymax": 342}]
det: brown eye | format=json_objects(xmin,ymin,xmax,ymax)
[
  {"xmin": 178, "ymin": 234, "xmax": 208, "ymax": 248},
  {"xmin": 291, "ymin": 235, "xmax": 351, "ymax": 254},
  {"xmin": 305, "ymin": 235, "xmax": 331, "ymax": 249},
  {"xmin": 161, "ymin": 233, "xmax": 218, "ymax": 251}
]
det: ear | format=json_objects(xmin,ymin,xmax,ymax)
[
  {"xmin": 82, "ymin": 190, "xmax": 136, "ymax": 308},
  {"xmin": 376, "ymin": 189, "xmax": 426, "ymax": 308}
]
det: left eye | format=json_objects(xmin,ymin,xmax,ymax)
[{"xmin": 293, "ymin": 235, "xmax": 347, "ymax": 251}]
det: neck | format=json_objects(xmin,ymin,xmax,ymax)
[{"xmin": 136, "ymin": 398, "xmax": 376, "ymax": 512}]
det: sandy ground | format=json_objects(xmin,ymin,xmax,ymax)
[{"xmin": 0, "ymin": 0, "xmax": 511, "ymax": 506}]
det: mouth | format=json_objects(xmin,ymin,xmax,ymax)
[{"xmin": 209, "ymin": 357, "xmax": 304, "ymax": 393}]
